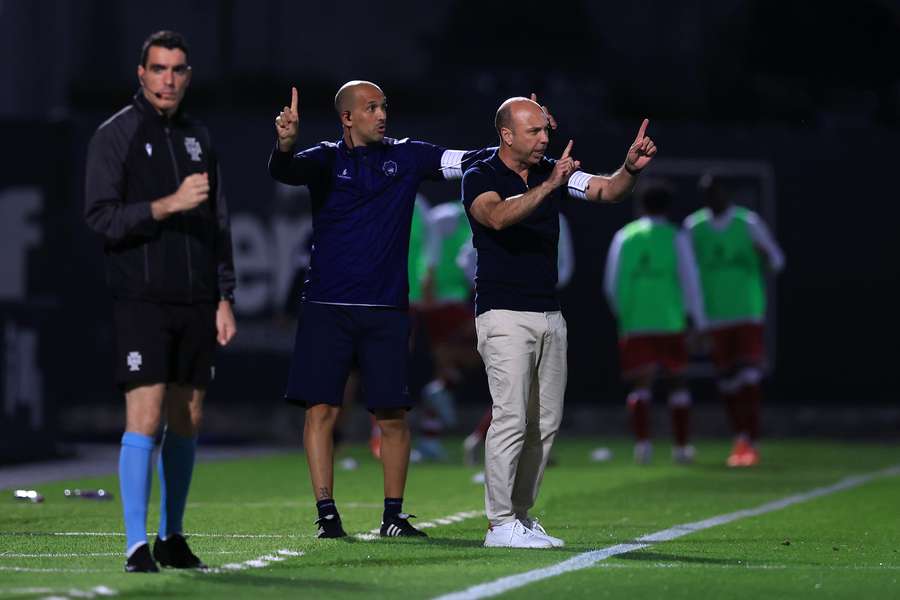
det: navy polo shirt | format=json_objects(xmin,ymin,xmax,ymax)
[
  {"xmin": 461, "ymin": 151, "xmax": 562, "ymax": 315},
  {"xmin": 269, "ymin": 138, "xmax": 488, "ymax": 307}
]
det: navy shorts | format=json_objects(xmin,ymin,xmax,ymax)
[{"xmin": 285, "ymin": 302, "xmax": 412, "ymax": 411}]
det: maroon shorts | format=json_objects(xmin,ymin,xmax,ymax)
[
  {"xmin": 619, "ymin": 333, "xmax": 688, "ymax": 377},
  {"xmin": 420, "ymin": 303, "xmax": 474, "ymax": 345},
  {"xmin": 709, "ymin": 323, "xmax": 765, "ymax": 371}
]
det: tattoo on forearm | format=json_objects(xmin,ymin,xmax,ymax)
[{"xmin": 317, "ymin": 486, "xmax": 331, "ymax": 500}]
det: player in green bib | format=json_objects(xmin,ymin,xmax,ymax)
[
  {"xmin": 604, "ymin": 182, "xmax": 705, "ymax": 464},
  {"xmin": 410, "ymin": 199, "xmax": 479, "ymax": 461},
  {"xmin": 684, "ymin": 173, "xmax": 784, "ymax": 467}
]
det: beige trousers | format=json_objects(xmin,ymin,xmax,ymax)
[{"xmin": 476, "ymin": 309, "xmax": 567, "ymax": 526}]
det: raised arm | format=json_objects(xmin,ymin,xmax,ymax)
[
  {"xmin": 275, "ymin": 86, "xmax": 299, "ymax": 152},
  {"xmin": 567, "ymin": 119, "xmax": 658, "ymax": 203},
  {"xmin": 467, "ymin": 140, "xmax": 578, "ymax": 231},
  {"xmin": 269, "ymin": 87, "xmax": 330, "ymax": 185}
]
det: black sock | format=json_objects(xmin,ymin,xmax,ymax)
[
  {"xmin": 316, "ymin": 499, "xmax": 338, "ymax": 520},
  {"xmin": 383, "ymin": 497, "xmax": 403, "ymax": 521}
]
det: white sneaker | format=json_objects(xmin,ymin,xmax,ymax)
[
  {"xmin": 520, "ymin": 517, "xmax": 565, "ymax": 547},
  {"xmin": 672, "ymin": 444, "xmax": 696, "ymax": 464},
  {"xmin": 484, "ymin": 520, "xmax": 553, "ymax": 548},
  {"xmin": 634, "ymin": 440, "xmax": 653, "ymax": 465}
]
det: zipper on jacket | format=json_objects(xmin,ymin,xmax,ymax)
[{"xmin": 164, "ymin": 126, "xmax": 194, "ymax": 303}]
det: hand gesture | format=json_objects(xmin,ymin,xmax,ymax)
[
  {"xmin": 275, "ymin": 86, "xmax": 300, "ymax": 152},
  {"xmin": 530, "ymin": 92, "xmax": 558, "ymax": 130},
  {"xmin": 547, "ymin": 140, "xmax": 581, "ymax": 189},
  {"xmin": 625, "ymin": 119, "xmax": 657, "ymax": 173},
  {"xmin": 169, "ymin": 172, "xmax": 209, "ymax": 212},
  {"xmin": 216, "ymin": 300, "xmax": 237, "ymax": 346}
]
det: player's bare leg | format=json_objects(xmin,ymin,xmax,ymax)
[
  {"xmin": 304, "ymin": 404, "xmax": 341, "ymax": 502},
  {"xmin": 375, "ymin": 408, "xmax": 426, "ymax": 536},
  {"xmin": 376, "ymin": 409, "xmax": 411, "ymax": 497},
  {"xmin": 125, "ymin": 384, "xmax": 166, "ymax": 436},
  {"xmin": 304, "ymin": 404, "xmax": 346, "ymax": 537},
  {"xmin": 164, "ymin": 384, "xmax": 204, "ymax": 436}
]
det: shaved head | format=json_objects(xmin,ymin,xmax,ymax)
[
  {"xmin": 494, "ymin": 97, "xmax": 551, "ymax": 166},
  {"xmin": 334, "ymin": 80, "xmax": 384, "ymax": 114},
  {"xmin": 494, "ymin": 97, "xmax": 543, "ymax": 133}
]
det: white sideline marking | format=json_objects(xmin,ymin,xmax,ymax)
[
  {"xmin": 204, "ymin": 549, "xmax": 303, "ymax": 574},
  {"xmin": 1, "ymin": 510, "xmax": 484, "ymax": 543},
  {"xmin": 28, "ymin": 587, "xmax": 117, "ymax": 600},
  {"xmin": 434, "ymin": 465, "xmax": 900, "ymax": 600},
  {"xmin": 0, "ymin": 532, "xmax": 304, "ymax": 539},
  {"xmin": 354, "ymin": 510, "xmax": 482, "ymax": 541},
  {"xmin": 593, "ymin": 562, "xmax": 900, "ymax": 571},
  {"xmin": 1, "ymin": 551, "xmax": 244, "ymax": 558},
  {"xmin": 0, "ymin": 550, "xmax": 304, "ymax": 576},
  {"xmin": 0, "ymin": 566, "xmax": 109, "ymax": 573}
]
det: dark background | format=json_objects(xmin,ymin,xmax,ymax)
[{"xmin": 1, "ymin": 0, "xmax": 898, "ymax": 452}]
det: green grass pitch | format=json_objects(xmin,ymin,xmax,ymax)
[{"xmin": 2, "ymin": 438, "xmax": 898, "ymax": 598}]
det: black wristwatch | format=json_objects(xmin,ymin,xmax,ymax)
[{"xmin": 220, "ymin": 292, "xmax": 235, "ymax": 304}]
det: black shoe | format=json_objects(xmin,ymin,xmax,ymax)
[
  {"xmin": 125, "ymin": 543, "xmax": 159, "ymax": 573},
  {"xmin": 380, "ymin": 513, "xmax": 428, "ymax": 537},
  {"xmin": 153, "ymin": 534, "xmax": 207, "ymax": 569},
  {"xmin": 315, "ymin": 513, "xmax": 347, "ymax": 538}
]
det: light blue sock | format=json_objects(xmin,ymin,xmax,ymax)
[
  {"xmin": 158, "ymin": 429, "xmax": 197, "ymax": 539},
  {"xmin": 119, "ymin": 432, "xmax": 154, "ymax": 554}
]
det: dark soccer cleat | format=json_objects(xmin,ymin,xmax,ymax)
[
  {"xmin": 380, "ymin": 513, "xmax": 428, "ymax": 537},
  {"xmin": 125, "ymin": 543, "xmax": 159, "ymax": 573},
  {"xmin": 315, "ymin": 513, "xmax": 348, "ymax": 538},
  {"xmin": 153, "ymin": 534, "xmax": 207, "ymax": 569}
]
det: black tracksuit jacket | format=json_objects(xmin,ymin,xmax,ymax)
[{"xmin": 84, "ymin": 91, "xmax": 235, "ymax": 305}]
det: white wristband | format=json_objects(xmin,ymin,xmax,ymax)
[{"xmin": 567, "ymin": 171, "xmax": 591, "ymax": 200}]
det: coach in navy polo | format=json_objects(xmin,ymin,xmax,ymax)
[
  {"xmin": 462, "ymin": 97, "xmax": 657, "ymax": 548},
  {"xmin": 268, "ymin": 81, "xmax": 499, "ymax": 539}
]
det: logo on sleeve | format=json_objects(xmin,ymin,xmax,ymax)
[
  {"xmin": 382, "ymin": 161, "xmax": 398, "ymax": 177},
  {"xmin": 145, "ymin": 143, "xmax": 153, "ymax": 157},
  {"xmin": 338, "ymin": 167, "xmax": 352, "ymax": 180},
  {"xmin": 126, "ymin": 351, "xmax": 143, "ymax": 372},
  {"xmin": 184, "ymin": 137, "xmax": 203, "ymax": 161}
]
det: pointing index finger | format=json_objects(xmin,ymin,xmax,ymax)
[
  {"xmin": 635, "ymin": 118, "xmax": 649, "ymax": 142},
  {"xmin": 290, "ymin": 87, "xmax": 298, "ymax": 114},
  {"xmin": 561, "ymin": 139, "xmax": 574, "ymax": 160}
]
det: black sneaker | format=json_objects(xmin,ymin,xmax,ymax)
[
  {"xmin": 380, "ymin": 513, "xmax": 428, "ymax": 537},
  {"xmin": 315, "ymin": 513, "xmax": 347, "ymax": 538},
  {"xmin": 153, "ymin": 534, "xmax": 207, "ymax": 569},
  {"xmin": 125, "ymin": 543, "xmax": 159, "ymax": 573}
]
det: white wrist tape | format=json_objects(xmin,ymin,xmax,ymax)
[{"xmin": 567, "ymin": 171, "xmax": 591, "ymax": 200}]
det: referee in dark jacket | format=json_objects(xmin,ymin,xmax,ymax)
[{"xmin": 84, "ymin": 30, "xmax": 236, "ymax": 573}]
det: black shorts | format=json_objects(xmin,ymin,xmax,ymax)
[
  {"xmin": 113, "ymin": 300, "xmax": 217, "ymax": 389},
  {"xmin": 285, "ymin": 302, "xmax": 411, "ymax": 411}
]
